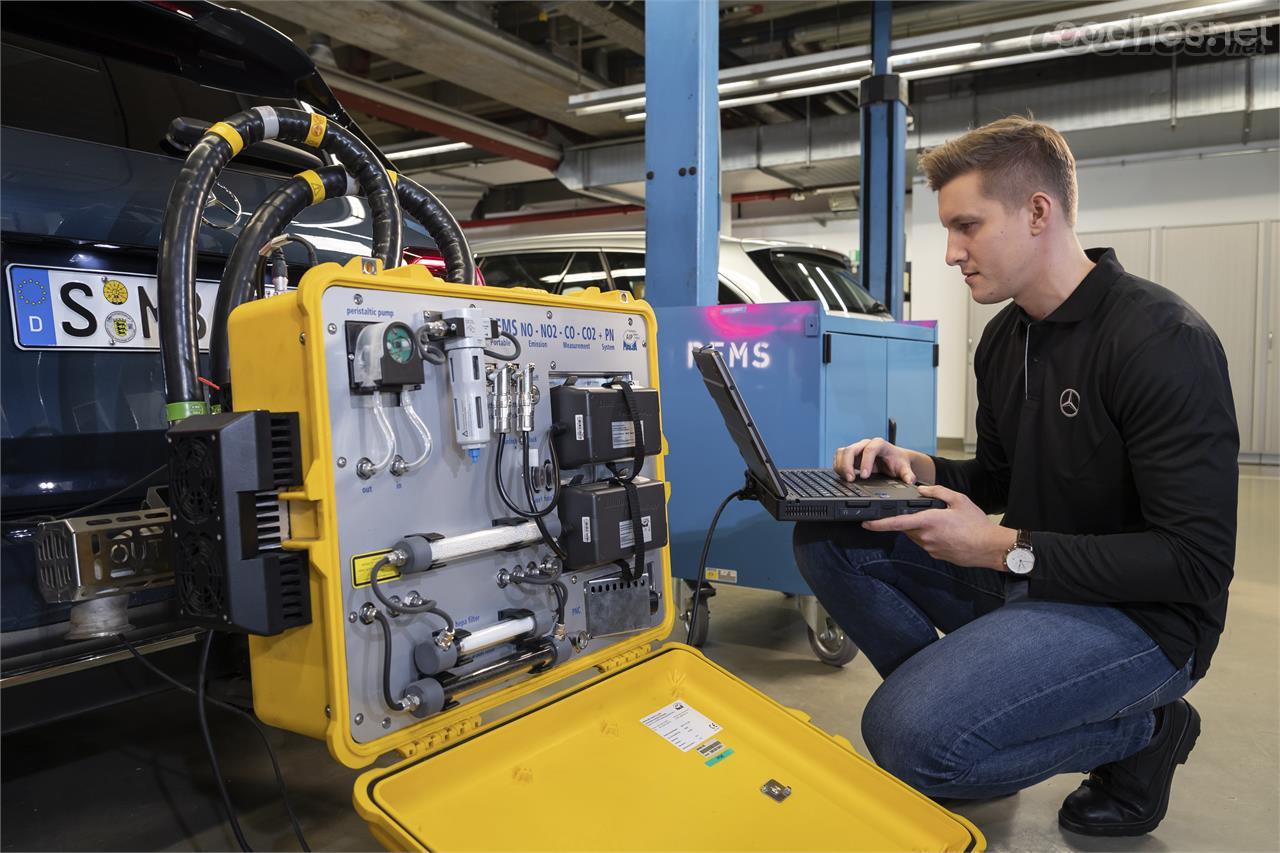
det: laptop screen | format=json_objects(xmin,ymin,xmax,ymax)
[{"xmin": 692, "ymin": 347, "xmax": 787, "ymax": 497}]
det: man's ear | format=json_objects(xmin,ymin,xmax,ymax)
[{"xmin": 1028, "ymin": 191, "xmax": 1053, "ymax": 236}]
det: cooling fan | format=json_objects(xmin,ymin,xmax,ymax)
[{"xmin": 166, "ymin": 411, "xmax": 309, "ymax": 635}]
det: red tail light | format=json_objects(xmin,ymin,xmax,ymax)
[{"xmin": 402, "ymin": 247, "xmax": 485, "ymax": 285}]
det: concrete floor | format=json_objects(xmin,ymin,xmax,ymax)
[{"xmin": 2, "ymin": 467, "xmax": 1276, "ymax": 852}]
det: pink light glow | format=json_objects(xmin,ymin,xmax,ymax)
[{"xmin": 700, "ymin": 302, "xmax": 816, "ymax": 338}]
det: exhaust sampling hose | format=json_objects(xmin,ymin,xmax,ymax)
[
  {"xmin": 209, "ymin": 165, "xmax": 474, "ymax": 398},
  {"xmin": 157, "ymin": 106, "xmax": 401, "ymax": 419}
]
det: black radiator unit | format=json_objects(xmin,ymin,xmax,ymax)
[{"xmin": 167, "ymin": 411, "xmax": 310, "ymax": 635}]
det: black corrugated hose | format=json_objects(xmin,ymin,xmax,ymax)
[
  {"xmin": 157, "ymin": 107, "xmax": 401, "ymax": 417},
  {"xmin": 209, "ymin": 165, "xmax": 476, "ymax": 399},
  {"xmin": 395, "ymin": 173, "xmax": 475, "ymax": 285}
]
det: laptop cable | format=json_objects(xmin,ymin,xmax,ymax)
[{"xmin": 686, "ymin": 481, "xmax": 754, "ymax": 645}]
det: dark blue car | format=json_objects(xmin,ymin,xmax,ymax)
[{"xmin": 0, "ymin": 1, "xmax": 435, "ymax": 727}]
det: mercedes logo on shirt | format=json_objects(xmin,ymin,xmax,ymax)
[{"xmin": 1059, "ymin": 388, "xmax": 1081, "ymax": 418}]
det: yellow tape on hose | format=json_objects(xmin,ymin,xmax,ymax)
[
  {"xmin": 304, "ymin": 113, "xmax": 328, "ymax": 147},
  {"xmin": 206, "ymin": 122, "xmax": 244, "ymax": 156},
  {"xmin": 387, "ymin": 170, "xmax": 399, "ymax": 185},
  {"xmin": 297, "ymin": 169, "xmax": 326, "ymax": 204}
]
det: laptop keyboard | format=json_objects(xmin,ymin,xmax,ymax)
[{"xmin": 781, "ymin": 469, "xmax": 872, "ymax": 499}]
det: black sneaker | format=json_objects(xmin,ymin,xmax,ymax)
[{"xmin": 1058, "ymin": 698, "xmax": 1201, "ymax": 837}]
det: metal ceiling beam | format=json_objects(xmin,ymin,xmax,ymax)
[
  {"xmin": 558, "ymin": 53, "xmax": 1279, "ymax": 191},
  {"xmin": 545, "ymin": 1, "xmax": 645, "ymax": 56},
  {"xmin": 240, "ymin": 0, "xmax": 629, "ymax": 136},
  {"xmin": 569, "ymin": 0, "xmax": 1275, "ymax": 117},
  {"xmin": 320, "ymin": 66, "xmax": 562, "ymax": 170}
]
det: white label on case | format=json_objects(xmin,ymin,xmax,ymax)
[
  {"xmin": 575, "ymin": 414, "xmax": 585, "ymax": 441},
  {"xmin": 611, "ymin": 420, "xmax": 642, "ymax": 449},
  {"xmin": 640, "ymin": 701, "xmax": 721, "ymax": 752},
  {"xmin": 581, "ymin": 516, "xmax": 591, "ymax": 543},
  {"xmin": 619, "ymin": 515, "xmax": 652, "ymax": 549}
]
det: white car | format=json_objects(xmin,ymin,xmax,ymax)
[{"xmin": 471, "ymin": 231, "xmax": 893, "ymax": 319}]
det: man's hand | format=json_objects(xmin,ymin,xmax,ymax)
[
  {"xmin": 862, "ymin": 485, "xmax": 1015, "ymax": 570},
  {"xmin": 833, "ymin": 437, "xmax": 930, "ymax": 484}
]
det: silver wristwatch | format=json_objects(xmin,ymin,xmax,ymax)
[{"xmin": 1004, "ymin": 529, "xmax": 1035, "ymax": 575}]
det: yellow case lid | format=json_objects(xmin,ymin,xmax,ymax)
[{"xmin": 353, "ymin": 645, "xmax": 984, "ymax": 852}]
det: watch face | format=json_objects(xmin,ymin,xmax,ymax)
[{"xmin": 1007, "ymin": 548, "xmax": 1035, "ymax": 575}]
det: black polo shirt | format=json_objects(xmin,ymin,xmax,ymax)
[{"xmin": 934, "ymin": 248, "xmax": 1238, "ymax": 679}]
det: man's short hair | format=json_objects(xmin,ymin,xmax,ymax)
[{"xmin": 919, "ymin": 116, "xmax": 1078, "ymax": 226}]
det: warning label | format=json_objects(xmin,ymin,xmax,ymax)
[{"xmin": 351, "ymin": 549, "xmax": 400, "ymax": 587}]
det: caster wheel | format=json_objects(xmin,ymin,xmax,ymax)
[{"xmin": 807, "ymin": 619, "xmax": 857, "ymax": 667}]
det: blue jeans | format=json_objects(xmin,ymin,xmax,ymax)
[{"xmin": 793, "ymin": 524, "xmax": 1196, "ymax": 800}]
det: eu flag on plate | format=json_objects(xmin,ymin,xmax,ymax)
[{"xmin": 10, "ymin": 267, "xmax": 57, "ymax": 347}]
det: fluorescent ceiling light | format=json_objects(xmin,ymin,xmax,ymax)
[
  {"xmin": 577, "ymin": 78, "xmax": 790, "ymax": 115},
  {"xmin": 889, "ymin": 42, "xmax": 983, "ymax": 67},
  {"xmin": 387, "ymin": 141, "xmax": 473, "ymax": 159},
  {"xmin": 574, "ymin": 95, "xmax": 648, "ymax": 115},
  {"xmin": 575, "ymin": 0, "xmax": 1274, "ymax": 117},
  {"xmin": 384, "ymin": 140, "xmax": 476, "ymax": 159},
  {"xmin": 1031, "ymin": 0, "xmax": 1269, "ymax": 48},
  {"xmin": 387, "ymin": 141, "xmax": 472, "ymax": 160},
  {"xmin": 719, "ymin": 79, "xmax": 861, "ymax": 109},
  {"xmin": 902, "ymin": 12, "xmax": 1278, "ymax": 80},
  {"xmin": 760, "ymin": 60, "xmax": 871, "ymax": 86}
]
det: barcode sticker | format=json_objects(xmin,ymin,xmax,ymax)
[
  {"xmin": 696, "ymin": 739, "xmax": 725, "ymax": 758},
  {"xmin": 581, "ymin": 516, "xmax": 592, "ymax": 543},
  {"xmin": 611, "ymin": 420, "xmax": 642, "ymax": 449},
  {"xmin": 619, "ymin": 515, "xmax": 652, "ymax": 549},
  {"xmin": 575, "ymin": 414, "xmax": 585, "ymax": 441}
]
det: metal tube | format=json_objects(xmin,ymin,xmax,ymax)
[
  {"xmin": 492, "ymin": 364, "xmax": 515, "ymax": 434},
  {"xmin": 516, "ymin": 363, "xmax": 536, "ymax": 433},
  {"xmin": 439, "ymin": 641, "xmax": 555, "ymax": 701},
  {"xmin": 457, "ymin": 615, "xmax": 537, "ymax": 656}
]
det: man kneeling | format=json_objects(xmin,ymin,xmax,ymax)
[{"xmin": 795, "ymin": 116, "xmax": 1238, "ymax": 837}]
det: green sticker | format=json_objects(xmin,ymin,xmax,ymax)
[
  {"xmin": 705, "ymin": 748, "xmax": 734, "ymax": 767},
  {"xmin": 165, "ymin": 400, "xmax": 209, "ymax": 421}
]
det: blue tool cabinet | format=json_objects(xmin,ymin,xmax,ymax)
[{"xmin": 655, "ymin": 302, "xmax": 937, "ymax": 660}]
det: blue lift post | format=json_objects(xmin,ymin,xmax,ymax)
[
  {"xmin": 644, "ymin": 0, "xmax": 934, "ymax": 664},
  {"xmin": 859, "ymin": 0, "xmax": 908, "ymax": 320},
  {"xmin": 643, "ymin": 0, "xmax": 720, "ymax": 309}
]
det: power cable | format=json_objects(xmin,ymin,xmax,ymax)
[
  {"xmin": 686, "ymin": 489, "xmax": 747, "ymax": 645},
  {"xmin": 197, "ymin": 630, "xmax": 253, "ymax": 852},
  {"xmin": 116, "ymin": 634, "xmax": 310, "ymax": 852}
]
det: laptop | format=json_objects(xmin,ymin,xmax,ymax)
[{"xmin": 693, "ymin": 346, "xmax": 944, "ymax": 522}]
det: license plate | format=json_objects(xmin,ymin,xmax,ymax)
[{"xmin": 7, "ymin": 263, "xmax": 220, "ymax": 352}]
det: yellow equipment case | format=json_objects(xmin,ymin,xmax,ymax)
[{"xmin": 227, "ymin": 258, "xmax": 985, "ymax": 852}]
